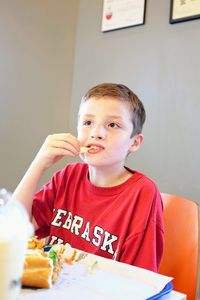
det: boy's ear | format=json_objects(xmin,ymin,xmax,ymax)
[{"xmin": 128, "ymin": 134, "xmax": 144, "ymax": 153}]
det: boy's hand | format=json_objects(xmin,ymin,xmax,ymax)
[{"xmin": 34, "ymin": 133, "xmax": 80, "ymax": 170}]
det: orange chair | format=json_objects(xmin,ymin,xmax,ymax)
[{"xmin": 159, "ymin": 193, "xmax": 200, "ymax": 300}]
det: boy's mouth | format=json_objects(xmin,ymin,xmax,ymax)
[{"xmin": 80, "ymin": 144, "xmax": 104, "ymax": 154}]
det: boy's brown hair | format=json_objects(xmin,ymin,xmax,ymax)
[{"xmin": 81, "ymin": 83, "xmax": 146, "ymax": 137}]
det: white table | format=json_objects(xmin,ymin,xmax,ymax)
[
  {"xmin": 20, "ymin": 250, "xmax": 187, "ymax": 300},
  {"xmin": 20, "ymin": 288, "xmax": 186, "ymax": 300}
]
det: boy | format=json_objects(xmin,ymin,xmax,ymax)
[{"xmin": 14, "ymin": 83, "xmax": 164, "ymax": 272}]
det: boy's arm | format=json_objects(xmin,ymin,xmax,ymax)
[
  {"xmin": 13, "ymin": 159, "xmax": 48, "ymax": 225},
  {"xmin": 119, "ymin": 220, "xmax": 164, "ymax": 272},
  {"xmin": 13, "ymin": 133, "xmax": 80, "ymax": 225}
]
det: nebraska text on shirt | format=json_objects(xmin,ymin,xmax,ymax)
[{"xmin": 50, "ymin": 208, "xmax": 118, "ymax": 255}]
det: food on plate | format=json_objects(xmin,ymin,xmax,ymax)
[
  {"xmin": 22, "ymin": 237, "xmax": 95, "ymax": 289},
  {"xmin": 22, "ymin": 237, "xmax": 65, "ymax": 288},
  {"xmin": 64, "ymin": 243, "xmax": 77, "ymax": 264}
]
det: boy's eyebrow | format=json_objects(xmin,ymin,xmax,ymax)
[
  {"xmin": 108, "ymin": 115, "xmax": 124, "ymax": 120},
  {"xmin": 80, "ymin": 114, "xmax": 95, "ymax": 118},
  {"xmin": 80, "ymin": 113, "xmax": 124, "ymax": 121}
]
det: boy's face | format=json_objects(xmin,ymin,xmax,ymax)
[{"xmin": 77, "ymin": 97, "xmax": 141, "ymax": 168}]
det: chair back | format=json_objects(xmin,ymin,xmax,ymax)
[{"xmin": 159, "ymin": 193, "xmax": 200, "ymax": 300}]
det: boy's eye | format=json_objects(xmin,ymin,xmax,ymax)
[
  {"xmin": 108, "ymin": 122, "xmax": 120, "ymax": 128},
  {"xmin": 83, "ymin": 120, "xmax": 92, "ymax": 126}
]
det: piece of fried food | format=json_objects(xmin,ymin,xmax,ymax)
[{"xmin": 27, "ymin": 236, "xmax": 45, "ymax": 250}]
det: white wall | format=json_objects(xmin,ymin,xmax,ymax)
[{"xmin": 0, "ymin": 0, "xmax": 79, "ymax": 191}]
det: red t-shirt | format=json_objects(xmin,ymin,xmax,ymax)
[{"xmin": 32, "ymin": 162, "xmax": 164, "ymax": 272}]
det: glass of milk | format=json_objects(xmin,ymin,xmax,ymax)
[{"xmin": 0, "ymin": 189, "xmax": 33, "ymax": 300}]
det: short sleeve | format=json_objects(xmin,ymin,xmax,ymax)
[{"xmin": 119, "ymin": 186, "xmax": 164, "ymax": 272}]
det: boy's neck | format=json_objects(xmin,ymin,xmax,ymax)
[{"xmin": 88, "ymin": 165, "xmax": 133, "ymax": 187}]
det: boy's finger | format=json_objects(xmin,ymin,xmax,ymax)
[
  {"xmin": 50, "ymin": 133, "xmax": 80, "ymax": 152},
  {"xmin": 53, "ymin": 141, "xmax": 80, "ymax": 156}
]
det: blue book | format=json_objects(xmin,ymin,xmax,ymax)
[{"xmin": 146, "ymin": 282, "xmax": 173, "ymax": 300}]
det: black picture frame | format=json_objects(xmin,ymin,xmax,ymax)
[
  {"xmin": 101, "ymin": 0, "xmax": 146, "ymax": 32},
  {"xmin": 170, "ymin": 0, "xmax": 200, "ymax": 24}
]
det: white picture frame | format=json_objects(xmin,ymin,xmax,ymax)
[{"xmin": 101, "ymin": 0, "xmax": 146, "ymax": 32}]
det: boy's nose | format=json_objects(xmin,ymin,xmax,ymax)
[{"xmin": 91, "ymin": 125, "xmax": 105, "ymax": 140}]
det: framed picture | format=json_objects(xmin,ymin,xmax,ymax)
[
  {"xmin": 101, "ymin": 0, "xmax": 146, "ymax": 32},
  {"xmin": 170, "ymin": 0, "xmax": 200, "ymax": 24}
]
